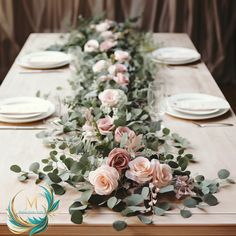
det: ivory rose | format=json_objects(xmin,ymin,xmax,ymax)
[
  {"xmin": 107, "ymin": 148, "xmax": 131, "ymax": 172},
  {"xmin": 95, "ymin": 20, "xmax": 113, "ymax": 32},
  {"xmin": 84, "ymin": 39, "xmax": 99, "ymax": 52},
  {"xmin": 100, "ymin": 40, "xmax": 117, "ymax": 52},
  {"xmin": 151, "ymin": 159, "xmax": 173, "ymax": 187},
  {"xmin": 98, "ymin": 89, "xmax": 127, "ymax": 107},
  {"xmin": 100, "ymin": 30, "xmax": 114, "ymax": 39},
  {"xmin": 89, "ymin": 165, "xmax": 119, "ymax": 195},
  {"xmin": 108, "ymin": 64, "xmax": 127, "ymax": 75},
  {"xmin": 114, "ymin": 126, "xmax": 135, "ymax": 143},
  {"xmin": 113, "ymin": 73, "xmax": 129, "ymax": 86},
  {"xmin": 125, "ymin": 156, "xmax": 154, "ymax": 184},
  {"xmin": 114, "ymin": 50, "xmax": 130, "ymax": 62},
  {"xmin": 92, "ymin": 60, "xmax": 108, "ymax": 73},
  {"xmin": 97, "ymin": 116, "xmax": 114, "ymax": 135}
]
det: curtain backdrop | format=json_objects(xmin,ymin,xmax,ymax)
[{"xmin": 0, "ymin": 0, "xmax": 235, "ymax": 84}]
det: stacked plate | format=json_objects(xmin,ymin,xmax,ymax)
[
  {"xmin": 17, "ymin": 51, "xmax": 71, "ymax": 69},
  {"xmin": 0, "ymin": 97, "xmax": 55, "ymax": 123},
  {"xmin": 152, "ymin": 47, "xmax": 201, "ymax": 65},
  {"xmin": 165, "ymin": 93, "xmax": 230, "ymax": 120}
]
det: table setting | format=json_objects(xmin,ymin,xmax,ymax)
[{"xmin": 0, "ymin": 16, "xmax": 235, "ymax": 236}]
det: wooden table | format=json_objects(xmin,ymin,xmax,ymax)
[{"xmin": 0, "ymin": 33, "xmax": 236, "ymax": 236}]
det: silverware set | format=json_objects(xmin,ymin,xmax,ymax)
[{"xmin": 192, "ymin": 122, "xmax": 234, "ymax": 128}]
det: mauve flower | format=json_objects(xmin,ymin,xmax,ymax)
[
  {"xmin": 114, "ymin": 126, "xmax": 135, "ymax": 143},
  {"xmin": 97, "ymin": 116, "xmax": 114, "ymax": 135},
  {"xmin": 98, "ymin": 89, "xmax": 126, "ymax": 108},
  {"xmin": 107, "ymin": 148, "xmax": 131, "ymax": 172},
  {"xmin": 89, "ymin": 165, "xmax": 119, "ymax": 195},
  {"xmin": 151, "ymin": 159, "xmax": 173, "ymax": 187},
  {"xmin": 92, "ymin": 60, "xmax": 108, "ymax": 73},
  {"xmin": 100, "ymin": 40, "xmax": 117, "ymax": 52},
  {"xmin": 174, "ymin": 176, "xmax": 195, "ymax": 199},
  {"xmin": 84, "ymin": 39, "xmax": 99, "ymax": 52},
  {"xmin": 113, "ymin": 73, "xmax": 129, "ymax": 86},
  {"xmin": 108, "ymin": 64, "xmax": 127, "ymax": 75},
  {"xmin": 114, "ymin": 50, "xmax": 130, "ymax": 62},
  {"xmin": 125, "ymin": 156, "xmax": 154, "ymax": 184}
]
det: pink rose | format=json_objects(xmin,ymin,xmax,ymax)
[
  {"xmin": 114, "ymin": 50, "xmax": 130, "ymax": 62},
  {"xmin": 114, "ymin": 126, "xmax": 135, "ymax": 143},
  {"xmin": 126, "ymin": 134, "xmax": 143, "ymax": 152},
  {"xmin": 92, "ymin": 60, "xmax": 108, "ymax": 73},
  {"xmin": 89, "ymin": 165, "xmax": 119, "ymax": 195},
  {"xmin": 100, "ymin": 40, "xmax": 117, "ymax": 52},
  {"xmin": 98, "ymin": 89, "xmax": 122, "ymax": 107},
  {"xmin": 113, "ymin": 73, "xmax": 129, "ymax": 86},
  {"xmin": 84, "ymin": 39, "xmax": 99, "ymax": 52},
  {"xmin": 107, "ymin": 148, "xmax": 131, "ymax": 172},
  {"xmin": 99, "ymin": 75, "xmax": 113, "ymax": 82},
  {"xmin": 125, "ymin": 157, "xmax": 154, "ymax": 184},
  {"xmin": 108, "ymin": 64, "xmax": 127, "ymax": 75},
  {"xmin": 151, "ymin": 159, "xmax": 173, "ymax": 187},
  {"xmin": 97, "ymin": 116, "xmax": 114, "ymax": 135}
]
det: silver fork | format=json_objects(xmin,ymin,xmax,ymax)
[{"xmin": 193, "ymin": 122, "xmax": 234, "ymax": 128}]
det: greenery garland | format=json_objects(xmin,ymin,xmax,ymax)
[{"xmin": 10, "ymin": 16, "xmax": 234, "ymax": 231}]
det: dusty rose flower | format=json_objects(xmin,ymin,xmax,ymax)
[
  {"xmin": 174, "ymin": 176, "xmax": 195, "ymax": 199},
  {"xmin": 114, "ymin": 126, "xmax": 135, "ymax": 143},
  {"xmin": 151, "ymin": 159, "xmax": 173, "ymax": 187},
  {"xmin": 84, "ymin": 39, "xmax": 99, "ymax": 52},
  {"xmin": 97, "ymin": 116, "xmax": 114, "ymax": 135},
  {"xmin": 98, "ymin": 89, "xmax": 126, "ymax": 107},
  {"xmin": 89, "ymin": 165, "xmax": 119, "ymax": 195},
  {"xmin": 126, "ymin": 134, "xmax": 143, "ymax": 152},
  {"xmin": 100, "ymin": 30, "xmax": 114, "ymax": 39},
  {"xmin": 125, "ymin": 156, "xmax": 154, "ymax": 184},
  {"xmin": 100, "ymin": 40, "xmax": 117, "ymax": 52},
  {"xmin": 108, "ymin": 64, "xmax": 127, "ymax": 75},
  {"xmin": 113, "ymin": 73, "xmax": 129, "ymax": 86},
  {"xmin": 107, "ymin": 148, "xmax": 131, "ymax": 172},
  {"xmin": 114, "ymin": 50, "xmax": 130, "ymax": 62},
  {"xmin": 95, "ymin": 20, "xmax": 113, "ymax": 32},
  {"xmin": 92, "ymin": 60, "xmax": 108, "ymax": 73}
]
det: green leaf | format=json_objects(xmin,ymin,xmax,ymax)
[
  {"xmin": 125, "ymin": 194, "xmax": 144, "ymax": 206},
  {"xmin": 113, "ymin": 220, "xmax": 127, "ymax": 231},
  {"xmin": 107, "ymin": 197, "xmax": 118, "ymax": 209},
  {"xmin": 154, "ymin": 206, "xmax": 165, "ymax": 216},
  {"xmin": 10, "ymin": 165, "xmax": 21, "ymax": 173},
  {"xmin": 43, "ymin": 165, "xmax": 53, "ymax": 172},
  {"xmin": 51, "ymin": 184, "xmax": 66, "ymax": 195},
  {"xmin": 183, "ymin": 198, "xmax": 198, "ymax": 208},
  {"xmin": 18, "ymin": 175, "xmax": 27, "ymax": 182},
  {"xmin": 80, "ymin": 189, "xmax": 93, "ymax": 202},
  {"xmin": 141, "ymin": 187, "xmax": 150, "ymax": 199},
  {"xmin": 168, "ymin": 161, "xmax": 179, "ymax": 168},
  {"xmin": 162, "ymin": 128, "xmax": 170, "ymax": 135},
  {"xmin": 71, "ymin": 210, "xmax": 83, "ymax": 224},
  {"xmin": 180, "ymin": 209, "xmax": 192, "ymax": 218},
  {"xmin": 29, "ymin": 162, "xmax": 40, "ymax": 173},
  {"xmin": 227, "ymin": 178, "xmax": 235, "ymax": 184},
  {"xmin": 195, "ymin": 175, "xmax": 205, "ymax": 182},
  {"xmin": 218, "ymin": 169, "xmax": 230, "ymax": 179},
  {"xmin": 120, "ymin": 133, "xmax": 128, "ymax": 148},
  {"xmin": 48, "ymin": 173, "xmax": 62, "ymax": 183},
  {"xmin": 203, "ymin": 194, "xmax": 218, "ymax": 206},
  {"xmin": 156, "ymin": 202, "xmax": 171, "ymax": 211},
  {"xmin": 159, "ymin": 185, "xmax": 174, "ymax": 193},
  {"xmin": 137, "ymin": 215, "xmax": 152, "ymax": 224}
]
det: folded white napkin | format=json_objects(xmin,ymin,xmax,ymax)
[
  {"xmin": 172, "ymin": 99, "xmax": 230, "ymax": 111},
  {"xmin": 0, "ymin": 103, "xmax": 48, "ymax": 114}
]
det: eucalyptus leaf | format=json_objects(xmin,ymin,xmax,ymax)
[
  {"xmin": 180, "ymin": 209, "xmax": 192, "ymax": 218},
  {"xmin": 218, "ymin": 169, "xmax": 230, "ymax": 179},
  {"xmin": 71, "ymin": 210, "xmax": 83, "ymax": 224},
  {"xmin": 113, "ymin": 220, "xmax": 127, "ymax": 231},
  {"xmin": 10, "ymin": 165, "xmax": 21, "ymax": 173}
]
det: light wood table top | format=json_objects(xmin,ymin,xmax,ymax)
[{"xmin": 0, "ymin": 33, "xmax": 236, "ymax": 236}]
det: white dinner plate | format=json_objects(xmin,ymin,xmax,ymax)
[
  {"xmin": 152, "ymin": 47, "xmax": 201, "ymax": 65},
  {"xmin": 165, "ymin": 93, "xmax": 230, "ymax": 120},
  {"xmin": 0, "ymin": 97, "xmax": 55, "ymax": 123},
  {"xmin": 17, "ymin": 51, "xmax": 71, "ymax": 69}
]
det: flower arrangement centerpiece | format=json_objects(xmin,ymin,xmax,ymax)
[{"xmin": 11, "ymin": 16, "xmax": 234, "ymax": 231}]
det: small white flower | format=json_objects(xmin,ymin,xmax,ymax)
[
  {"xmin": 84, "ymin": 39, "xmax": 99, "ymax": 52},
  {"xmin": 92, "ymin": 60, "xmax": 108, "ymax": 73}
]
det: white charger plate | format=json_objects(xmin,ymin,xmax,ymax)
[
  {"xmin": 166, "ymin": 93, "xmax": 230, "ymax": 120},
  {"xmin": 0, "ymin": 97, "xmax": 55, "ymax": 123},
  {"xmin": 152, "ymin": 47, "xmax": 201, "ymax": 65},
  {"xmin": 17, "ymin": 51, "xmax": 71, "ymax": 69}
]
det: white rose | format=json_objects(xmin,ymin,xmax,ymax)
[
  {"xmin": 95, "ymin": 20, "xmax": 113, "ymax": 32},
  {"xmin": 98, "ymin": 89, "xmax": 127, "ymax": 107},
  {"xmin": 100, "ymin": 30, "xmax": 114, "ymax": 39},
  {"xmin": 84, "ymin": 39, "xmax": 99, "ymax": 52},
  {"xmin": 92, "ymin": 60, "xmax": 108, "ymax": 73},
  {"xmin": 114, "ymin": 50, "xmax": 130, "ymax": 62}
]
